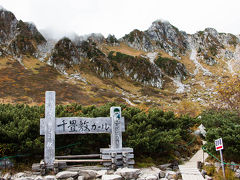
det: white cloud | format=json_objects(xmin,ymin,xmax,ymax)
[{"xmin": 0, "ymin": 0, "xmax": 239, "ymax": 39}]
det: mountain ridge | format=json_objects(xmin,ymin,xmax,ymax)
[{"xmin": 0, "ymin": 7, "xmax": 239, "ymax": 115}]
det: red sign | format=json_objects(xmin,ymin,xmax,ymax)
[{"xmin": 215, "ymin": 138, "xmax": 223, "ymax": 151}]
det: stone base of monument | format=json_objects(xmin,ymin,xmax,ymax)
[
  {"xmin": 100, "ymin": 147, "xmax": 134, "ymax": 170},
  {"xmin": 32, "ymin": 160, "xmax": 67, "ymax": 175}
]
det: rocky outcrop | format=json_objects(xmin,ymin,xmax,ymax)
[
  {"xmin": 108, "ymin": 51, "xmax": 163, "ymax": 88},
  {"xmin": 146, "ymin": 20, "xmax": 188, "ymax": 56},
  {"xmin": 0, "ymin": 8, "xmax": 46, "ymax": 56},
  {"xmin": 76, "ymin": 40, "xmax": 114, "ymax": 78},
  {"xmin": 121, "ymin": 20, "xmax": 240, "ymax": 68},
  {"xmin": 188, "ymin": 28, "xmax": 240, "ymax": 66},
  {"xmin": 121, "ymin": 20, "xmax": 188, "ymax": 58},
  {"xmin": 154, "ymin": 56, "xmax": 188, "ymax": 80},
  {"xmin": 49, "ymin": 37, "xmax": 81, "ymax": 71},
  {"xmin": 0, "ymin": 8, "xmax": 18, "ymax": 44},
  {"xmin": 122, "ymin": 29, "xmax": 154, "ymax": 52}
]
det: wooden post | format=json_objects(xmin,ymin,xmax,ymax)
[
  {"xmin": 44, "ymin": 91, "xmax": 56, "ymax": 168},
  {"xmin": 110, "ymin": 107, "xmax": 122, "ymax": 149}
]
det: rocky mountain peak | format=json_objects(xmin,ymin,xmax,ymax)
[
  {"xmin": 0, "ymin": 7, "xmax": 46, "ymax": 56},
  {"xmin": 146, "ymin": 20, "xmax": 188, "ymax": 56},
  {"xmin": 204, "ymin": 28, "xmax": 219, "ymax": 37},
  {"xmin": 0, "ymin": 8, "xmax": 18, "ymax": 44}
]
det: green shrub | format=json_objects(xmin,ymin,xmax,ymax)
[
  {"xmin": 200, "ymin": 110, "xmax": 240, "ymax": 161},
  {"xmin": 0, "ymin": 103, "xmax": 197, "ymax": 164}
]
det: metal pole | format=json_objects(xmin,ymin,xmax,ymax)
[
  {"xmin": 220, "ymin": 150, "xmax": 225, "ymax": 179},
  {"xmin": 203, "ymin": 149, "xmax": 204, "ymax": 164}
]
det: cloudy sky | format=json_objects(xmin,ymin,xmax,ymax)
[{"xmin": 0, "ymin": 0, "xmax": 239, "ymax": 39}]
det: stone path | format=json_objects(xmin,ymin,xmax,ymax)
[{"xmin": 179, "ymin": 141, "xmax": 209, "ymax": 180}]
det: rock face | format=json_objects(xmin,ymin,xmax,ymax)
[
  {"xmin": 154, "ymin": 56, "xmax": 188, "ymax": 80},
  {"xmin": 121, "ymin": 20, "xmax": 240, "ymax": 69},
  {"xmin": 122, "ymin": 29, "xmax": 154, "ymax": 52},
  {"xmin": 49, "ymin": 37, "xmax": 81, "ymax": 71},
  {"xmin": 121, "ymin": 20, "xmax": 188, "ymax": 58},
  {"xmin": 108, "ymin": 52, "xmax": 163, "ymax": 88},
  {"xmin": 0, "ymin": 8, "xmax": 46, "ymax": 56},
  {"xmin": 146, "ymin": 20, "xmax": 188, "ymax": 56}
]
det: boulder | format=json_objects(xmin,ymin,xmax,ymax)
[
  {"xmin": 174, "ymin": 151, "xmax": 181, "ymax": 157},
  {"xmin": 34, "ymin": 176, "xmax": 43, "ymax": 180},
  {"xmin": 201, "ymin": 169, "xmax": 207, "ymax": 177},
  {"xmin": 13, "ymin": 173, "xmax": 26, "ymax": 178},
  {"xmin": 214, "ymin": 162, "xmax": 221, "ymax": 172},
  {"xmin": 165, "ymin": 171, "xmax": 176, "ymax": 180},
  {"xmin": 97, "ymin": 170, "xmax": 108, "ymax": 177},
  {"xmin": 56, "ymin": 171, "xmax": 78, "ymax": 179},
  {"xmin": 102, "ymin": 175, "xmax": 122, "ymax": 180},
  {"xmin": 44, "ymin": 175, "xmax": 56, "ymax": 180},
  {"xmin": 79, "ymin": 170, "xmax": 97, "ymax": 180},
  {"xmin": 205, "ymin": 175, "xmax": 213, "ymax": 180},
  {"xmin": 198, "ymin": 124, "xmax": 206, "ymax": 137},
  {"xmin": 204, "ymin": 162, "xmax": 212, "ymax": 166},
  {"xmin": 15, "ymin": 178, "xmax": 34, "ymax": 180},
  {"xmin": 139, "ymin": 167, "xmax": 164, "ymax": 178},
  {"xmin": 194, "ymin": 129, "xmax": 201, "ymax": 136},
  {"xmin": 138, "ymin": 174, "xmax": 158, "ymax": 180},
  {"xmin": 235, "ymin": 169, "xmax": 240, "ymax": 178},
  {"xmin": 158, "ymin": 164, "xmax": 171, "ymax": 171},
  {"xmin": 78, "ymin": 176, "xmax": 84, "ymax": 180},
  {"xmin": 3, "ymin": 173, "xmax": 11, "ymax": 180},
  {"xmin": 115, "ymin": 168, "xmax": 140, "ymax": 179},
  {"xmin": 145, "ymin": 175, "xmax": 158, "ymax": 180},
  {"xmin": 66, "ymin": 178, "xmax": 74, "ymax": 180}
]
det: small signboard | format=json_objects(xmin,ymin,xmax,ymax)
[{"xmin": 215, "ymin": 138, "xmax": 223, "ymax": 151}]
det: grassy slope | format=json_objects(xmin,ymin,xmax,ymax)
[{"xmin": 0, "ymin": 43, "xmax": 237, "ymax": 116}]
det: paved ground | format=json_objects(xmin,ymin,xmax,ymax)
[{"xmin": 179, "ymin": 141, "xmax": 209, "ymax": 180}]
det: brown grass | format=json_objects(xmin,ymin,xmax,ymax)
[
  {"xmin": 22, "ymin": 57, "xmax": 46, "ymax": 74},
  {"xmin": 103, "ymin": 42, "xmax": 145, "ymax": 57}
]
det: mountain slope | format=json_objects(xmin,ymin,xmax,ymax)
[{"xmin": 0, "ymin": 7, "xmax": 239, "ymax": 115}]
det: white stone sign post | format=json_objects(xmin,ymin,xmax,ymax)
[
  {"xmin": 110, "ymin": 107, "xmax": 122, "ymax": 149},
  {"xmin": 41, "ymin": 91, "xmax": 133, "ymax": 169},
  {"xmin": 44, "ymin": 91, "xmax": 56, "ymax": 168}
]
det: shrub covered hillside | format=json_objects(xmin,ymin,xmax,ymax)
[{"xmin": 0, "ymin": 103, "xmax": 199, "ymax": 164}]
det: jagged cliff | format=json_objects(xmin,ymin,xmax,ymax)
[
  {"xmin": 0, "ymin": 7, "xmax": 239, "ymax": 110},
  {"xmin": 0, "ymin": 8, "xmax": 46, "ymax": 56}
]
